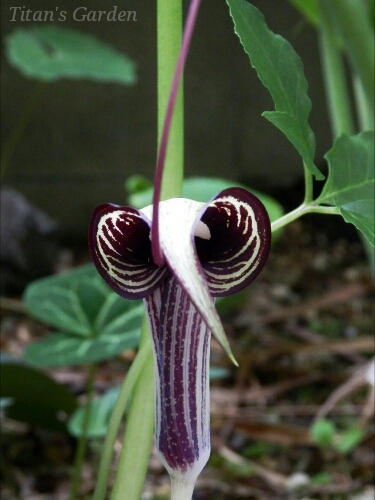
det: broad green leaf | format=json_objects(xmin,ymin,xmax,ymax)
[
  {"xmin": 24, "ymin": 264, "xmax": 143, "ymax": 337},
  {"xmin": 127, "ymin": 175, "xmax": 284, "ymax": 224},
  {"xmin": 318, "ymin": 131, "xmax": 375, "ymax": 246},
  {"xmin": 0, "ymin": 353, "xmax": 77, "ymax": 432},
  {"xmin": 227, "ymin": 0, "xmax": 323, "ymax": 179},
  {"xmin": 288, "ymin": 0, "xmax": 319, "ymax": 26},
  {"xmin": 341, "ymin": 201, "xmax": 375, "ymax": 244},
  {"xmin": 68, "ymin": 386, "xmax": 121, "ymax": 438},
  {"xmin": 94, "ymin": 295, "xmax": 143, "ymax": 337},
  {"xmin": 5, "ymin": 26, "xmax": 136, "ymax": 84},
  {"xmin": 24, "ymin": 328, "xmax": 141, "ymax": 367}
]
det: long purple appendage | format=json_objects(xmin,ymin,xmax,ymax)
[
  {"xmin": 144, "ymin": 275, "xmax": 211, "ymax": 484},
  {"xmin": 151, "ymin": 0, "xmax": 202, "ymax": 266}
]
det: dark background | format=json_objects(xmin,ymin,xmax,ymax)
[{"xmin": 1, "ymin": 0, "xmax": 332, "ymax": 236}]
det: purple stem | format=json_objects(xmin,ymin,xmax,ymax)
[{"xmin": 151, "ymin": 0, "xmax": 202, "ymax": 266}]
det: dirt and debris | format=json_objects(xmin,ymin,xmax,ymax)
[{"xmin": 1, "ymin": 211, "xmax": 374, "ymax": 499}]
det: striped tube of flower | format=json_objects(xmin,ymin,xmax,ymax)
[{"xmin": 89, "ymin": 187, "xmax": 271, "ymax": 498}]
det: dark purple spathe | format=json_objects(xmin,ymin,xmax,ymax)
[{"xmin": 88, "ymin": 187, "xmax": 271, "ymax": 484}]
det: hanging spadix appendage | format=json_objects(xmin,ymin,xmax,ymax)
[{"xmin": 89, "ymin": 188, "xmax": 271, "ymax": 495}]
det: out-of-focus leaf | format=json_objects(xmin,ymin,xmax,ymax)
[
  {"xmin": 0, "ymin": 353, "xmax": 77, "ymax": 432},
  {"xmin": 24, "ymin": 327, "xmax": 141, "ymax": 367},
  {"xmin": 24, "ymin": 264, "xmax": 143, "ymax": 337},
  {"xmin": 327, "ymin": 0, "xmax": 374, "ymax": 110},
  {"xmin": 288, "ymin": 0, "xmax": 319, "ymax": 26},
  {"xmin": 125, "ymin": 175, "xmax": 152, "ymax": 195},
  {"xmin": 334, "ymin": 426, "xmax": 364, "ymax": 454},
  {"xmin": 318, "ymin": 131, "xmax": 375, "ymax": 246},
  {"xmin": 5, "ymin": 26, "xmax": 136, "ymax": 84},
  {"xmin": 312, "ymin": 472, "xmax": 332, "ymax": 485},
  {"xmin": 215, "ymin": 289, "xmax": 247, "ymax": 315},
  {"xmin": 127, "ymin": 176, "xmax": 284, "ymax": 225},
  {"xmin": 24, "ymin": 264, "xmax": 143, "ymax": 367},
  {"xmin": 227, "ymin": 0, "xmax": 323, "ymax": 180},
  {"xmin": 310, "ymin": 419, "xmax": 336, "ymax": 447},
  {"xmin": 24, "ymin": 265, "xmax": 107, "ymax": 336},
  {"xmin": 68, "ymin": 387, "xmax": 121, "ymax": 438}
]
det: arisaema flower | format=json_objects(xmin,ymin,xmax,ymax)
[{"xmin": 89, "ymin": 187, "xmax": 270, "ymax": 497}]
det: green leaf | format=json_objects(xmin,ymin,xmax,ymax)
[
  {"xmin": 318, "ymin": 131, "xmax": 375, "ymax": 246},
  {"xmin": 288, "ymin": 0, "xmax": 319, "ymax": 26},
  {"xmin": 24, "ymin": 328, "xmax": 141, "ymax": 367},
  {"xmin": 24, "ymin": 264, "xmax": 143, "ymax": 366},
  {"xmin": 5, "ymin": 26, "xmax": 136, "ymax": 84},
  {"xmin": 0, "ymin": 353, "xmax": 77, "ymax": 432},
  {"xmin": 127, "ymin": 175, "xmax": 284, "ymax": 224},
  {"xmin": 311, "ymin": 472, "xmax": 332, "ymax": 485},
  {"xmin": 334, "ymin": 426, "xmax": 364, "ymax": 454},
  {"xmin": 227, "ymin": 0, "xmax": 323, "ymax": 179},
  {"xmin": 341, "ymin": 200, "xmax": 375, "ymax": 244},
  {"xmin": 68, "ymin": 387, "xmax": 121, "ymax": 438},
  {"xmin": 24, "ymin": 264, "xmax": 143, "ymax": 337},
  {"xmin": 310, "ymin": 419, "xmax": 336, "ymax": 447}
]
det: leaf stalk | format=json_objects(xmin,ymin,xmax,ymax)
[{"xmin": 69, "ymin": 363, "xmax": 98, "ymax": 500}]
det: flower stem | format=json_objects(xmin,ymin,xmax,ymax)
[
  {"xmin": 317, "ymin": 0, "xmax": 354, "ymax": 137},
  {"xmin": 69, "ymin": 362, "xmax": 98, "ymax": 500},
  {"xmin": 156, "ymin": 1, "xmax": 184, "ymax": 201},
  {"xmin": 151, "ymin": 0, "xmax": 184, "ymax": 265},
  {"xmin": 152, "ymin": 0, "xmax": 202, "ymax": 265},
  {"xmin": 110, "ymin": 332, "xmax": 154, "ymax": 500},
  {"xmin": 92, "ymin": 319, "xmax": 152, "ymax": 500},
  {"xmin": 170, "ymin": 478, "xmax": 195, "ymax": 500}
]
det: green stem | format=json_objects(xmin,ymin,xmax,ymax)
[
  {"xmin": 110, "ymin": 332, "xmax": 154, "ymax": 500},
  {"xmin": 0, "ymin": 81, "xmax": 45, "ymax": 179},
  {"xmin": 92, "ymin": 319, "xmax": 152, "ymax": 500},
  {"xmin": 303, "ymin": 163, "xmax": 314, "ymax": 204},
  {"xmin": 157, "ymin": 0, "xmax": 184, "ymax": 200},
  {"xmin": 271, "ymin": 203, "xmax": 340, "ymax": 233},
  {"xmin": 69, "ymin": 363, "xmax": 98, "ymax": 500},
  {"xmin": 317, "ymin": 0, "xmax": 354, "ymax": 137},
  {"xmin": 327, "ymin": 0, "xmax": 374, "ymax": 112},
  {"xmin": 353, "ymin": 73, "xmax": 374, "ymax": 132}
]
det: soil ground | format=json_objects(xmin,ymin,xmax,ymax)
[{"xmin": 1, "ymin": 210, "xmax": 374, "ymax": 500}]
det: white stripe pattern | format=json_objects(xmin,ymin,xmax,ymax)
[{"xmin": 144, "ymin": 276, "xmax": 211, "ymax": 484}]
